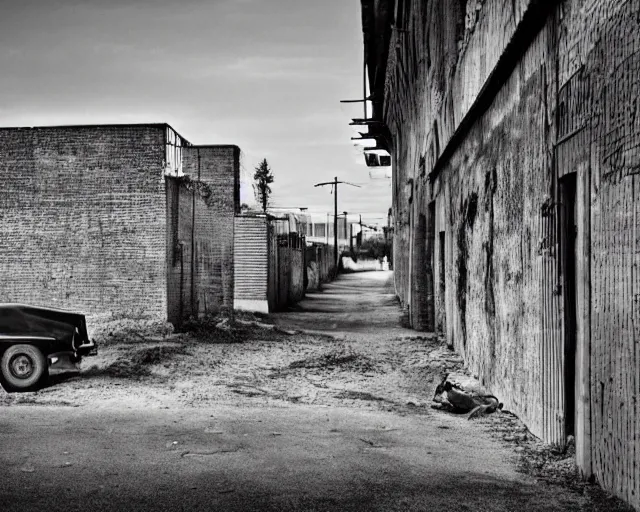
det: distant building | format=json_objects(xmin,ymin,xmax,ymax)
[
  {"xmin": 306, "ymin": 218, "xmax": 357, "ymax": 247},
  {"xmin": 359, "ymin": 1, "xmax": 640, "ymax": 509},
  {"xmin": 0, "ymin": 124, "xmax": 240, "ymax": 327}
]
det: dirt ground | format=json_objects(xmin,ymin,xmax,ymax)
[{"xmin": 0, "ymin": 271, "xmax": 633, "ymax": 511}]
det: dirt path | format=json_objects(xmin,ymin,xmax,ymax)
[
  {"xmin": 273, "ymin": 270, "xmax": 408, "ymax": 336},
  {"xmin": 0, "ymin": 271, "xmax": 632, "ymax": 511}
]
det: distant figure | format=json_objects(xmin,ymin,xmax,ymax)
[{"xmin": 382, "ymin": 255, "xmax": 389, "ymax": 271}]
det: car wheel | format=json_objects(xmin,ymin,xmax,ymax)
[{"xmin": 0, "ymin": 344, "xmax": 47, "ymax": 392}]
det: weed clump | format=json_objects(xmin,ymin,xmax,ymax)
[{"xmin": 181, "ymin": 313, "xmax": 288, "ymax": 344}]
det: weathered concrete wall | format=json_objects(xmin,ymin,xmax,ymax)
[
  {"xmin": 167, "ymin": 146, "xmax": 240, "ymax": 325},
  {"xmin": 386, "ymin": 0, "xmax": 545, "ymax": 313},
  {"xmin": 166, "ymin": 176, "xmax": 192, "ymax": 325},
  {"xmin": 305, "ymin": 244, "xmax": 336, "ymax": 291},
  {"xmin": 288, "ymin": 248, "xmax": 305, "ymax": 302},
  {"xmin": 265, "ymin": 231, "xmax": 307, "ymax": 312},
  {"xmin": 380, "ymin": 0, "xmax": 640, "ymax": 507},
  {"xmin": 428, "ymin": 23, "xmax": 555, "ymax": 442},
  {"xmin": 0, "ymin": 125, "xmax": 168, "ymax": 321},
  {"xmin": 183, "ymin": 146, "xmax": 239, "ymax": 315}
]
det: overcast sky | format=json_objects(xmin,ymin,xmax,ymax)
[{"xmin": 0, "ymin": 0, "xmax": 391, "ymax": 225}]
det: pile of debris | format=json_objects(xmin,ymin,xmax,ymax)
[{"xmin": 181, "ymin": 312, "xmax": 297, "ymax": 343}]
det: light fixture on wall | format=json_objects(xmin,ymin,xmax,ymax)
[{"xmin": 363, "ymin": 148, "xmax": 391, "ymax": 157}]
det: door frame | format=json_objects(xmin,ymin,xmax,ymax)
[{"xmin": 556, "ymin": 134, "xmax": 592, "ymax": 476}]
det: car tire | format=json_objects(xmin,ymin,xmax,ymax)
[{"xmin": 0, "ymin": 344, "xmax": 47, "ymax": 392}]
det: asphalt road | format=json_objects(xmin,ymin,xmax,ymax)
[{"xmin": 2, "ymin": 404, "xmax": 586, "ymax": 512}]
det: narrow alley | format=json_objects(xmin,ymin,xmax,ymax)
[
  {"xmin": 1, "ymin": 271, "xmax": 629, "ymax": 511},
  {"xmin": 2, "ymin": 2, "xmax": 639, "ymax": 511}
]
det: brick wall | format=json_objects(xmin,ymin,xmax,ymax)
[{"xmin": 0, "ymin": 125, "xmax": 168, "ymax": 321}]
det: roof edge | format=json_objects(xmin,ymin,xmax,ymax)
[
  {"xmin": 0, "ymin": 123, "xmax": 242, "ymax": 151},
  {"xmin": 0, "ymin": 122, "xmax": 173, "ymax": 132}
]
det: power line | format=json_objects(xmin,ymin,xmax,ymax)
[{"xmin": 313, "ymin": 177, "xmax": 361, "ymax": 266}]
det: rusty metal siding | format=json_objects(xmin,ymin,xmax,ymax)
[
  {"xmin": 233, "ymin": 216, "xmax": 268, "ymax": 302},
  {"xmin": 262, "ymin": 226, "xmax": 309, "ymax": 311},
  {"xmin": 276, "ymin": 237, "xmax": 291, "ymax": 308}
]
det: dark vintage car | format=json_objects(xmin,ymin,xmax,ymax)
[{"xmin": 0, "ymin": 304, "xmax": 97, "ymax": 392}]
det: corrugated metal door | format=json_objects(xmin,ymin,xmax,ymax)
[{"xmin": 233, "ymin": 216, "xmax": 269, "ymax": 304}]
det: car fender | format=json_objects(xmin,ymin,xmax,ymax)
[{"xmin": 0, "ymin": 335, "xmax": 56, "ymax": 353}]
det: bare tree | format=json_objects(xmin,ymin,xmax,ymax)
[{"xmin": 253, "ymin": 158, "xmax": 274, "ymax": 213}]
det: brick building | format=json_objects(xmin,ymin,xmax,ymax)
[
  {"xmin": 358, "ymin": 1, "xmax": 640, "ymax": 508},
  {"xmin": 0, "ymin": 124, "xmax": 240, "ymax": 327}
]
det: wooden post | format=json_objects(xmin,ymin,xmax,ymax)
[
  {"xmin": 350, "ymin": 223, "xmax": 354, "ymax": 253},
  {"xmin": 575, "ymin": 153, "xmax": 592, "ymax": 478}
]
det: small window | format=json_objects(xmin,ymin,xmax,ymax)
[
  {"xmin": 396, "ymin": 0, "xmax": 406, "ymax": 28},
  {"xmin": 456, "ymin": 0, "xmax": 468, "ymax": 44}
]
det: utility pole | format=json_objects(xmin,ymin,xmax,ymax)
[
  {"xmin": 314, "ymin": 177, "xmax": 361, "ymax": 266},
  {"xmin": 334, "ymin": 178, "xmax": 338, "ymax": 263}
]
